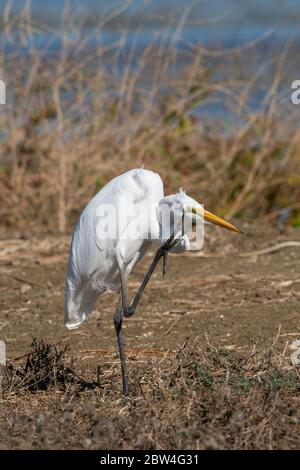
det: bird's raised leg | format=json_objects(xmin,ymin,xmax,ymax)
[
  {"xmin": 119, "ymin": 234, "xmax": 180, "ymax": 319},
  {"xmin": 162, "ymin": 251, "xmax": 168, "ymax": 278},
  {"xmin": 114, "ymin": 296, "xmax": 129, "ymax": 395}
]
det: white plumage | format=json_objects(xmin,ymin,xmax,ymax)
[{"xmin": 65, "ymin": 168, "xmax": 164, "ymax": 328}]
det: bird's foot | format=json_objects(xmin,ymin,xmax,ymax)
[
  {"xmin": 160, "ymin": 234, "xmax": 182, "ymax": 257},
  {"xmin": 160, "ymin": 234, "xmax": 180, "ymax": 254},
  {"xmin": 160, "ymin": 235, "xmax": 182, "ymax": 278}
]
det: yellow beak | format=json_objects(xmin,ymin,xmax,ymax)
[{"xmin": 191, "ymin": 207, "xmax": 243, "ymax": 234}]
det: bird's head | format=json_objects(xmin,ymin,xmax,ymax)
[{"xmin": 159, "ymin": 189, "xmax": 242, "ymax": 243}]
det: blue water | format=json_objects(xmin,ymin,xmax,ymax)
[{"xmin": 1, "ymin": 0, "xmax": 298, "ymax": 124}]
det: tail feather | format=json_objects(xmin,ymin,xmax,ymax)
[{"xmin": 64, "ymin": 284, "xmax": 99, "ymax": 329}]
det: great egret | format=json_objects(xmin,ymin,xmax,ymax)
[{"xmin": 65, "ymin": 168, "xmax": 242, "ymax": 393}]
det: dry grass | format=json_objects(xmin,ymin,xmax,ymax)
[
  {"xmin": 1, "ymin": 337, "xmax": 300, "ymax": 449},
  {"xmin": 2, "ymin": 338, "xmax": 100, "ymax": 395},
  {"xmin": 0, "ymin": 3, "xmax": 299, "ymax": 234}
]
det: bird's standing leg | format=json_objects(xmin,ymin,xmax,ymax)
[
  {"xmin": 114, "ymin": 296, "xmax": 129, "ymax": 395},
  {"xmin": 120, "ymin": 234, "xmax": 180, "ymax": 318},
  {"xmin": 115, "ymin": 234, "xmax": 181, "ymax": 394}
]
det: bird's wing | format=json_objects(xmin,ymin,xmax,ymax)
[
  {"xmin": 114, "ymin": 169, "xmax": 164, "ymax": 265},
  {"xmin": 65, "ymin": 168, "xmax": 164, "ymax": 329}
]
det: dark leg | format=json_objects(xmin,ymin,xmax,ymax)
[
  {"xmin": 115, "ymin": 234, "xmax": 181, "ymax": 394},
  {"xmin": 114, "ymin": 297, "xmax": 129, "ymax": 395},
  {"xmin": 120, "ymin": 234, "xmax": 180, "ymax": 318}
]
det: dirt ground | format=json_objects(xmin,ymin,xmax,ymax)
[{"xmin": 0, "ymin": 222, "xmax": 300, "ymax": 449}]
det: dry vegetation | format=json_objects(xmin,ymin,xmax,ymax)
[
  {"xmin": 1, "ymin": 337, "xmax": 300, "ymax": 450},
  {"xmin": 0, "ymin": 3, "xmax": 300, "ymax": 234}
]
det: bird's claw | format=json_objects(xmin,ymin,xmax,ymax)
[
  {"xmin": 160, "ymin": 234, "xmax": 182, "ymax": 278},
  {"xmin": 161, "ymin": 233, "xmax": 180, "ymax": 252}
]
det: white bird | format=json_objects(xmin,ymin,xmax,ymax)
[{"xmin": 65, "ymin": 168, "xmax": 242, "ymax": 393}]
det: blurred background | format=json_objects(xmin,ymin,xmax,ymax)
[{"xmin": 0, "ymin": 0, "xmax": 299, "ymax": 234}]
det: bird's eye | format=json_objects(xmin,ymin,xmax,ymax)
[{"xmin": 191, "ymin": 207, "xmax": 201, "ymax": 215}]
